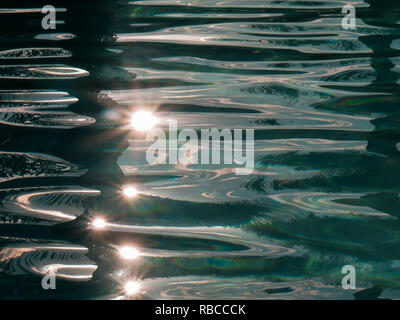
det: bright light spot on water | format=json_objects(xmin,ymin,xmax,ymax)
[
  {"xmin": 119, "ymin": 246, "xmax": 140, "ymax": 260},
  {"xmin": 125, "ymin": 281, "xmax": 140, "ymax": 295},
  {"xmin": 131, "ymin": 111, "xmax": 158, "ymax": 131},
  {"xmin": 123, "ymin": 186, "xmax": 138, "ymax": 198},
  {"xmin": 92, "ymin": 218, "xmax": 107, "ymax": 229}
]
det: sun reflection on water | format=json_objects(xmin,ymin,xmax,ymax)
[
  {"xmin": 130, "ymin": 111, "xmax": 158, "ymax": 131},
  {"xmin": 119, "ymin": 246, "xmax": 140, "ymax": 260},
  {"xmin": 91, "ymin": 218, "xmax": 107, "ymax": 230},
  {"xmin": 122, "ymin": 186, "xmax": 138, "ymax": 198},
  {"xmin": 124, "ymin": 281, "xmax": 140, "ymax": 295}
]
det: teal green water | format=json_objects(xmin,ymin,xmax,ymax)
[{"xmin": 0, "ymin": 0, "xmax": 400, "ymax": 299}]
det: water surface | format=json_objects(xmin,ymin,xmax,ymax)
[{"xmin": 0, "ymin": 0, "xmax": 400, "ymax": 300}]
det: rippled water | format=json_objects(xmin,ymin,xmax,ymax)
[{"xmin": 0, "ymin": 0, "xmax": 400, "ymax": 300}]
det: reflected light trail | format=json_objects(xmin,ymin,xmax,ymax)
[
  {"xmin": 119, "ymin": 246, "xmax": 140, "ymax": 260},
  {"xmin": 131, "ymin": 111, "xmax": 158, "ymax": 131}
]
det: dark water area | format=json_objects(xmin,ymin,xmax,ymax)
[{"xmin": 0, "ymin": 0, "xmax": 400, "ymax": 300}]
